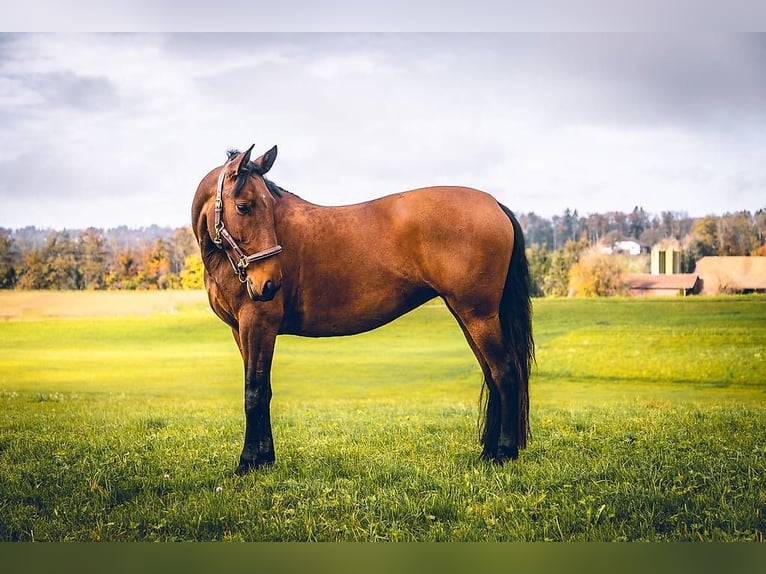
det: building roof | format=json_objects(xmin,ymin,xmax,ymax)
[
  {"xmin": 626, "ymin": 273, "xmax": 700, "ymax": 290},
  {"xmin": 694, "ymin": 256, "xmax": 766, "ymax": 292}
]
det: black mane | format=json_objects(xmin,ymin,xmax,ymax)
[{"xmin": 226, "ymin": 148, "xmax": 285, "ymax": 198}]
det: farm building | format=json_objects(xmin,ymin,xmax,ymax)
[
  {"xmin": 614, "ymin": 239, "xmax": 645, "ymax": 256},
  {"xmin": 600, "ymin": 239, "xmax": 647, "ymax": 256},
  {"xmin": 625, "ymin": 243, "xmax": 699, "ymax": 296},
  {"xmin": 694, "ymin": 256, "xmax": 766, "ymax": 294},
  {"xmin": 651, "ymin": 245, "xmax": 681, "ymax": 275},
  {"xmin": 625, "ymin": 273, "xmax": 701, "ymax": 297}
]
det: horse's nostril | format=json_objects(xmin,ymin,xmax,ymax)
[
  {"xmin": 245, "ymin": 278, "xmax": 279, "ymax": 301},
  {"xmin": 262, "ymin": 280, "xmax": 278, "ymax": 300}
]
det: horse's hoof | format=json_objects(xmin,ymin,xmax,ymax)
[
  {"xmin": 497, "ymin": 444, "xmax": 519, "ymax": 462},
  {"xmin": 235, "ymin": 455, "xmax": 275, "ymax": 475},
  {"xmin": 481, "ymin": 445, "xmax": 518, "ymax": 465}
]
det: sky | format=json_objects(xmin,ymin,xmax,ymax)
[{"xmin": 1, "ymin": 31, "xmax": 765, "ymax": 229}]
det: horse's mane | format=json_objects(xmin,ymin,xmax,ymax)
[{"xmin": 226, "ymin": 148, "xmax": 286, "ymax": 199}]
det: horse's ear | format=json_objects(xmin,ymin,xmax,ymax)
[
  {"xmin": 252, "ymin": 145, "xmax": 278, "ymax": 175},
  {"xmin": 234, "ymin": 144, "xmax": 255, "ymax": 175}
]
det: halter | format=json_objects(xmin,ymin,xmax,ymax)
[{"xmin": 212, "ymin": 161, "xmax": 283, "ymax": 283}]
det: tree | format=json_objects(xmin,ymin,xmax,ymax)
[
  {"xmin": 552, "ymin": 208, "xmax": 578, "ymax": 249},
  {"xmin": 660, "ymin": 211, "xmax": 677, "ymax": 239},
  {"xmin": 144, "ymin": 239, "xmax": 173, "ymax": 289},
  {"xmin": 17, "ymin": 231, "xmax": 80, "ymax": 289},
  {"xmin": 627, "ymin": 206, "xmax": 650, "ymax": 239},
  {"xmin": 718, "ymin": 211, "xmax": 757, "ymax": 256},
  {"xmin": 169, "ymin": 227, "xmax": 198, "ymax": 275},
  {"xmin": 583, "ymin": 212, "xmax": 609, "ymax": 246},
  {"xmin": 16, "ymin": 249, "xmax": 48, "ymax": 289},
  {"xmin": 568, "ymin": 248, "xmax": 627, "ymax": 297},
  {"xmin": 0, "ymin": 228, "xmax": 19, "ymax": 288},
  {"xmin": 526, "ymin": 244, "xmax": 550, "ymax": 297},
  {"xmin": 78, "ymin": 228, "xmax": 110, "ymax": 290},
  {"xmin": 106, "ymin": 249, "xmax": 141, "ymax": 289},
  {"xmin": 754, "ymin": 208, "xmax": 766, "ymax": 247},
  {"xmin": 609, "ymin": 211, "xmax": 629, "ymax": 238},
  {"xmin": 179, "ymin": 253, "xmax": 205, "ymax": 290},
  {"xmin": 49, "ymin": 232, "xmax": 81, "ymax": 289},
  {"xmin": 684, "ymin": 216, "xmax": 719, "ymax": 271},
  {"xmin": 639, "ymin": 226, "xmax": 664, "ymax": 248},
  {"xmin": 543, "ymin": 238, "xmax": 588, "ymax": 297},
  {"xmin": 519, "ymin": 212, "xmax": 554, "ymax": 250}
]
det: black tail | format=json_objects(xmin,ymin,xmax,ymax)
[{"xmin": 480, "ymin": 204, "xmax": 534, "ymax": 457}]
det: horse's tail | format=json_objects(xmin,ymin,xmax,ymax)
[{"xmin": 481, "ymin": 203, "xmax": 534, "ymax": 457}]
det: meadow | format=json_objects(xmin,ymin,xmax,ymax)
[{"xmin": 0, "ymin": 291, "xmax": 764, "ymax": 541}]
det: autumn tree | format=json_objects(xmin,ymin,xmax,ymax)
[
  {"xmin": 718, "ymin": 211, "xmax": 758, "ymax": 256},
  {"xmin": 542, "ymin": 238, "xmax": 588, "ymax": 297},
  {"xmin": 169, "ymin": 227, "xmax": 198, "ymax": 275},
  {"xmin": 107, "ymin": 250, "xmax": 141, "ymax": 289},
  {"xmin": 143, "ymin": 239, "xmax": 173, "ymax": 289},
  {"xmin": 179, "ymin": 252, "xmax": 205, "ymax": 290},
  {"xmin": 78, "ymin": 228, "xmax": 110, "ymax": 290},
  {"xmin": 16, "ymin": 231, "xmax": 80, "ymax": 289},
  {"xmin": 568, "ymin": 248, "xmax": 627, "ymax": 297},
  {"xmin": 684, "ymin": 216, "xmax": 719, "ymax": 271}
]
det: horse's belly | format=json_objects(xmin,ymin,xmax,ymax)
[{"xmin": 280, "ymin": 285, "xmax": 436, "ymax": 337}]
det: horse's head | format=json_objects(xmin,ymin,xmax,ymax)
[{"xmin": 207, "ymin": 144, "xmax": 283, "ymax": 302}]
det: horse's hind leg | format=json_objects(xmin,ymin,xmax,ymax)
[{"xmin": 447, "ymin": 307, "xmax": 519, "ymax": 462}]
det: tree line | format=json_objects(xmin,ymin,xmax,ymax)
[
  {"xmin": 0, "ymin": 226, "xmax": 203, "ymax": 291},
  {"xmin": 520, "ymin": 206, "xmax": 766, "ymax": 259},
  {"xmin": 0, "ymin": 207, "xmax": 764, "ymax": 295},
  {"xmin": 520, "ymin": 207, "xmax": 766, "ymax": 297}
]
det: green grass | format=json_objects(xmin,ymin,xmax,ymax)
[{"xmin": 0, "ymin": 293, "xmax": 765, "ymax": 541}]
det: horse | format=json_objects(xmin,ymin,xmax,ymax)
[{"xmin": 191, "ymin": 144, "xmax": 534, "ymax": 474}]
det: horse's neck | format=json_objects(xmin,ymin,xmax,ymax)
[
  {"xmin": 273, "ymin": 190, "xmax": 317, "ymax": 225},
  {"xmin": 277, "ymin": 189, "xmax": 313, "ymax": 208}
]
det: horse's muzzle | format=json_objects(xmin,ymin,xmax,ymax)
[{"xmin": 247, "ymin": 278, "xmax": 280, "ymax": 302}]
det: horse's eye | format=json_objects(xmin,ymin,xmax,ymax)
[{"xmin": 235, "ymin": 203, "xmax": 251, "ymax": 215}]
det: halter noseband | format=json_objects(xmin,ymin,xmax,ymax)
[{"xmin": 212, "ymin": 162, "xmax": 283, "ymax": 283}]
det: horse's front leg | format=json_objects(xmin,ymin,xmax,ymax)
[{"xmin": 235, "ymin": 324, "xmax": 278, "ymax": 475}]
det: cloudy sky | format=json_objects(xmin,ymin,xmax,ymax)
[{"xmin": 1, "ymin": 32, "xmax": 765, "ymax": 229}]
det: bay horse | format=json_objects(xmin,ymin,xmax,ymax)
[{"xmin": 191, "ymin": 144, "xmax": 534, "ymax": 474}]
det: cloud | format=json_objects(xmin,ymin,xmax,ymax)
[
  {"xmin": 0, "ymin": 32, "xmax": 764, "ymax": 229},
  {"xmin": 308, "ymin": 54, "xmax": 379, "ymax": 79}
]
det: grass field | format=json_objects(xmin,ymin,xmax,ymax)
[{"xmin": 0, "ymin": 291, "xmax": 765, "ymax": 541}]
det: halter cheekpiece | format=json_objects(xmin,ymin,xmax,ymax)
[{"xmin": 212, "ymin": 160, "xmax": 283, "ymax": 283}]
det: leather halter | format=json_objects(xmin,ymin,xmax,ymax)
[{"xmin": 212, "ymin": 161, "xmax": 283, "ymax": 283}]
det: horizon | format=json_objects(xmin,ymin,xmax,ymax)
[{"xmin": 1, "ymin": 204, "xmax": 759, "ymax": 234}]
